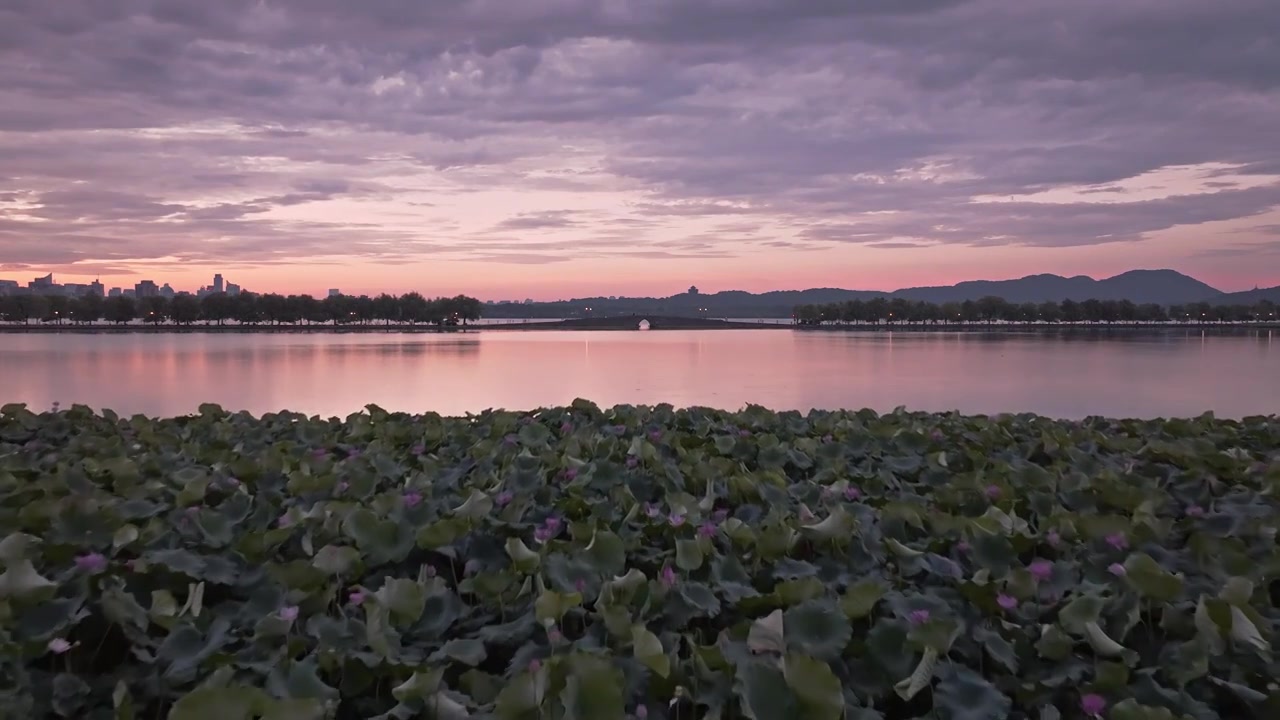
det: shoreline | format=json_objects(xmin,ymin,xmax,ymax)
[{"xmin": 0, "ymin": 320, "xmax": 1275, "ymax": 333}]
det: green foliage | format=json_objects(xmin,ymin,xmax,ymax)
[{"xmin": 0, "ymin": 402, "xmax": 1278, "ymax": 718}]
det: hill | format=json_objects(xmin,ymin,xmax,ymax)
[
  {"xmin": 1214, "ymin": 285, "xmax": 1280, "ymax": 305},
  {"xmin": 480, "ymin": 270, "xmax": 1261, "ymax": 319}
]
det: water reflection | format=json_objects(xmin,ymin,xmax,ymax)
[{"xmin": 0, "ymin": 330, "xmax": 1274, "ymax": 419}]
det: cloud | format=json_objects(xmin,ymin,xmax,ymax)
[{"xmin": 0, "ymin": 0, "xmax": 1277, "ymax": 275}]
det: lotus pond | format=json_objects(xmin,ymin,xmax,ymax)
[{"xmin": 1, "ymin": 401, "xmax": 1279, "ymax": 720}]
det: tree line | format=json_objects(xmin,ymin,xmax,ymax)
[
  {"xmin": 0, "ymin": 292, "xmax": 485, "ymax": 326},
  {"xmin": 793, "ymin": 296, "xmax": 1279, "ymax": 326}
]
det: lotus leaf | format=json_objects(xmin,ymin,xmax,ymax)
[{"xmin": 0, "ymin": 401, "xmax": 1276, "ymax": 717}]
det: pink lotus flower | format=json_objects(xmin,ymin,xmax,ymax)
[
  {"xmin": 277, "ymin": 514, "xmax": 292, "ymax": 528},
  {"xmin": 649, "ymin": 430, "xmax": 662, "ymax": 442},
  {"xmin": 1046, "ymin": 529, "xmax": 1061, "ymax": 548},
  {"xmin": 908, "ymin": 609, "xmax": 931, "ymax": 625},
  {"xmin": 403, "ymin": 491, "xmax": 423, "ymax": 508},
  {"xmin": 337, "ymin": 481, "xmax": 349, "ymax": 493},
  {"xmin": 626, "ymin": 456, "xmax": 639, "ymax": 468},
  {"xmin": 1028, "ymin": 559, "xmax": 1053, "ymax": 582},
  {"xmin": 635, "ymin": 705, "xmax": 649, "ymax": 719},
  {"xmin": 1081, "ymin": 693, "xmax": 1106, "ymax": 717},
  {"xmin": 661, "ymin": 566, "xmax": 677, "ymax": 587},
  {"xmin": 504, "ymin": 434, "xmax": 518, "ymax": 446},
  {"xmin": 563, "ymin": 468, "xmax": 578, "ymax": 481},
  {"xmin": 544, "ymin": 517, "xmax": 562, "ymax": 532},
  {"xmin": 645, "ymin": 503, "xmax": 661, "ymax": 518},
  {"xmin": 311, "ymin": 449, "xmax": 328, "ymax": 459},
  {"xmin": 424, "ymin": 566, "xmax": 437, "ymax": 578},
  {"xmin": 1105, "ymin": 532, "xmax": 1128, "ymax": 550},
  {"xmin": 1186, "ymin": 505, "xmax": 1205, "ymax": 518},
  {"xmin": 548, "ymin": 627, "xmax": 563, "ymax": 643},
  {"xmin": 575, "ymin": 579, "xmax": 586, "ymax": 593},
  {"xmin": 280, "ymin": 605, "xmax": 299, "ymax": 621},
  {"xmin": 844, "ymin": 486, "xmax": 862, "ymax": 501},
  {"xmin": 495, "ymin": 491, "xmax": 514, "ymax": 507},
  {"xmin": 956, "ymin": 540, "xmax": 971, "ymax": 553},
  {"xmin": 739, "ymin": 429, "xmax": 751, "ymax": 437},
  {"xmin": 712, "ymin": 509, "xmax": 729, "ymax": 523},
  {"xmin": 534, "ymin": 527, "xmax": 553, "ymax": 543},
  {"xmin": 984, "ymin": 485, "xmax": 1002, "ymax": 500},
  {"xmin": 698, "ymin": 522, "xmax": 718, "ymax": 538},
  {"xmin": 669, "ymin": 513, "xmax": 686, "ymax": 527},
  {"xmin": 185, "ymin": 506, "xmax": 200, "ymax": 516},
  {"xmin": 224, "ymin": 477, "xmax": 240, "ymax": 487},
  {"xmin": 799, "ymin": 506, "xmax": 815, "ymax": 523},
  {"xmin": 348, "ymin": 590, "xmax": 365, "ymax": 606},
  {"xmin": 1108, "ymin": 563, "xmax": 1126, "ymax": 577},
  {"xmin": 528, "ymin": 659, "xmax": 542, "ymax": 673},
  {"xmin": 996, "ymin": 593, "xmax": 1017, "ymax": 610},
  {"xmin": 822, "ymin": 434, "xmax": 834, "ymax": 443},
  {"xmin": 75, "ymin": 553, "xmax": 107, "ymax": 574},
  {"xmin": 930, "ymin": 429, "xmax": 945, "ymax": 442},
  {"xmin": 47, "ymin": 638, "xmax": 73, "ymax": 654},
  {"xmin": 411, "ymin": 443, "xmax": 425, "ymax": 455}
]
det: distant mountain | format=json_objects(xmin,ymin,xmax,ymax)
[
  {"xmin": 482, "ymin": 270, "xmax": 1262, "ymax": 319},
  {"xmin": 891, "ymin": 269, "xmax": 1223, "ymax": 305},
  {"xmin": 1213, "ymin": 285, "xmax": 1280, "ymax": 305}
]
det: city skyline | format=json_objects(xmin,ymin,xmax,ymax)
[{"xmin": 1, "ymin": 1, "xmax": 1278, "ymax": 299}]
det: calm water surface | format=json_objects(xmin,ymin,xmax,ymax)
[{"xmin": 0, "ymin": 330, "xmax": 1275, "ymax": 419}]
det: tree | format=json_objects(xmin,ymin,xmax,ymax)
[{"xmin": 104, "ymin": 296, "xmax": 136, "ymax": 324}]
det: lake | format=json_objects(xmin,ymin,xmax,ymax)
[{"xmin": 0, "ymin": 329, "xmax": 1275, "ymax": 419}]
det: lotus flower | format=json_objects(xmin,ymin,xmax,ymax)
[
  {"xmin": 649, "ymin": 430, "xmax": 662, "ymax": 442},
  {"xmin": 635, "ymin": 705, "xmax": 649, "ymax": 719},
  {"xmin": 929, "ymin": 429, "xmax": 944, "ymax": 442},
  {"xmin": 495, "ymin": 491, "xmax": 514, "ymax": 507},
  {"xmin": 844, "ymin": 486, "xmax": 862, "ymax": 501},
  {"xmin": 908, "ymin": 609, "xmax": 930, "ymax": 625},
  {"xmin": 411, "ymin": 443, "xmax": 425, "ymax": 455},
  {"xmin": 548, "ymin": 627, "xmax": 563, "ymax": 643},
  {"xmin": 563, "ymin": 467, "xmax": 578, "ymax": 481},
  {"xmin": 544, "ymin": 516, "xmax": 562, "ymax": 532},
  {"xmin": 984, "ymin": 484, "xmax": 1002, "ymax": 500},
  {"xmin": 1046, "ymin": 529, "xmax": 1061, "ymax": 548},
  {"xmin": 277, "ymin": 513, "xmax": 293, "ymax": 528},
  {"xmin": 1081, "ymin": 693, "xmax": 1106, "ymax": 717},
  {"xmin": 575, "ymin": 579, "xmax": 586, "ymax": 593},
  {"xmin": 534, "ymin": 527, "xmax": 553, "ymax": 543},
  {"xmin": 1186, "ymin": 505, "xmax": 1205, "ymax": 518},
  {"xmin": 1028, "ymin": 559, "xmax": 1053, "ymax": 582},
  {"xmin": 698, "ymin": 522, "xmax": 718, "ymax": 538},
  {"xmin": 528, "ymin": 659, "xmax": 542, "ymax": 673},
  {"xmin": 956, "ymin": 540, "xmax": 971, "ymax": 553},
  {"xmin": 645, "ymin": 503, "xmax": 661, "ymax": 518},
  {"xmin": 75, "ymin": 552, "xmax": 107, "ymax": 574},
  {"xmin": 822, "ymin": 434, "xmax": 834, "ymax": 443},
  {"xmin": 1108, "ymin": 563, "xmax": 1126, "ymax": 577},
  {"xmin": 48, "ymin": 638, "xmax": 73, "ymax": 654},
  {"xmin": 504, "ymin": 434, "xmax": 518, "ymax": 446},
  {"xmin": 348, "ymin": 590, "xmax": 365, "ymax": 606},
  {"xmin": 626, "ymin": 456, "xmax": 639, "ymax": 468},
  {"xmin": 669, "ymin": 513, "xmax": 686, "ymax": 528},
  {"xmin": 661, "ymin": 566, "xmax": 677, "ymax": 587},
  {"xmin": 1105, "ymin": 532, "xmax": 1128, "ymax": 550},
  {"xmin": 280, "ymin": 605, "xmax": 299, "ymax": 621},
  {"xmin": 403, "ymin": 491, "xmax": 423, "ymax": 508},
  {"xmin": 712, "ymin": 509, "xmax": 729, "ymax": 523},
  {"xmin": 739, "ymin": 429, "xmax": 751, "ymax": 437},
  {"xmin": 996, "ymin": 593, "xmax": 1017, "ymax": 610},
  {"xmin": 424, "ymin": 565, "xmax": 437, "ymax": 578},
  {"xmin": 337, "ymin": 481, "xmax": 349, "ymax": 493}
]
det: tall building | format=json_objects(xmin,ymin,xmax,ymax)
[
  {"xmin": 90, "ymin": 279, "xmax": 105, "ymax": 298},
  {"xmin": 160, "ymin": 283, "xmax": 175, "ymax": 298},
  {"xmin": 213, "ymin": 274, "xmax": 224, "ymax": 293},
  {"xmin": 108, "ymin": 287, "xmax": 122, "ymax": 298},
  {"xmin": 135, "ymin": 280, "xmax": 159, "ymax": 298},
  {"xmin": 0, "ymin": 279, "xmax": 19, "ymax": 296},
  {"xmin": 328, "ymin": 289, "xmax": 341, "ymax": 297},
  {"xmin": 29, "ymin": 274, "xmax": 55, "ymax": 293},
  {"xmin": 226, "ymin": 283, "xmax": 241, "ymax": 296},
  {"xmin": 122, "ymin": 289, "xmax": 136, "ymax": 298}
]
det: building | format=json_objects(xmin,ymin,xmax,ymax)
[
  {"xmin": 328, "ymin": 289, "xmax": 341, "ymax": 298},
  {"xmin": 160, "ymin": 283, "xmax": 175, "ymax": 298},
  {"xmin": 135, "ymin": 280, "xmax": 159, "ymax": 298},
  {"xmin": 0, "ymin": 279, "xmax": 18, "ymax": 296},
  {"xmin": 108, "ymin": 287, "xmax": 122, "ymax": 298},
  {"xmin": 90, "ymin": 279, "xmax": 105, "ymax": 298},
  {"xmin": 29, "ymin": 274, "xmax": 55, "ymax": 293},
  {"xmin": 213, "ymin": 274, "xmax": 224, "ymax": 293},
  {"xmin": 226, "ymin": 283, "xmax": 241, "ymax": 296},
  {"xmin": 63, "ymin": 283, "xmax": 90, "ymax": 296},
  {"xmin": 122, "ymin": 289, "xmax": 136, "ymax": 298}
]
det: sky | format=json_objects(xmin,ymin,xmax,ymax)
[{"xmin": 1, "ymin": 0, "xmax": 1279, "ymax": 301}]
